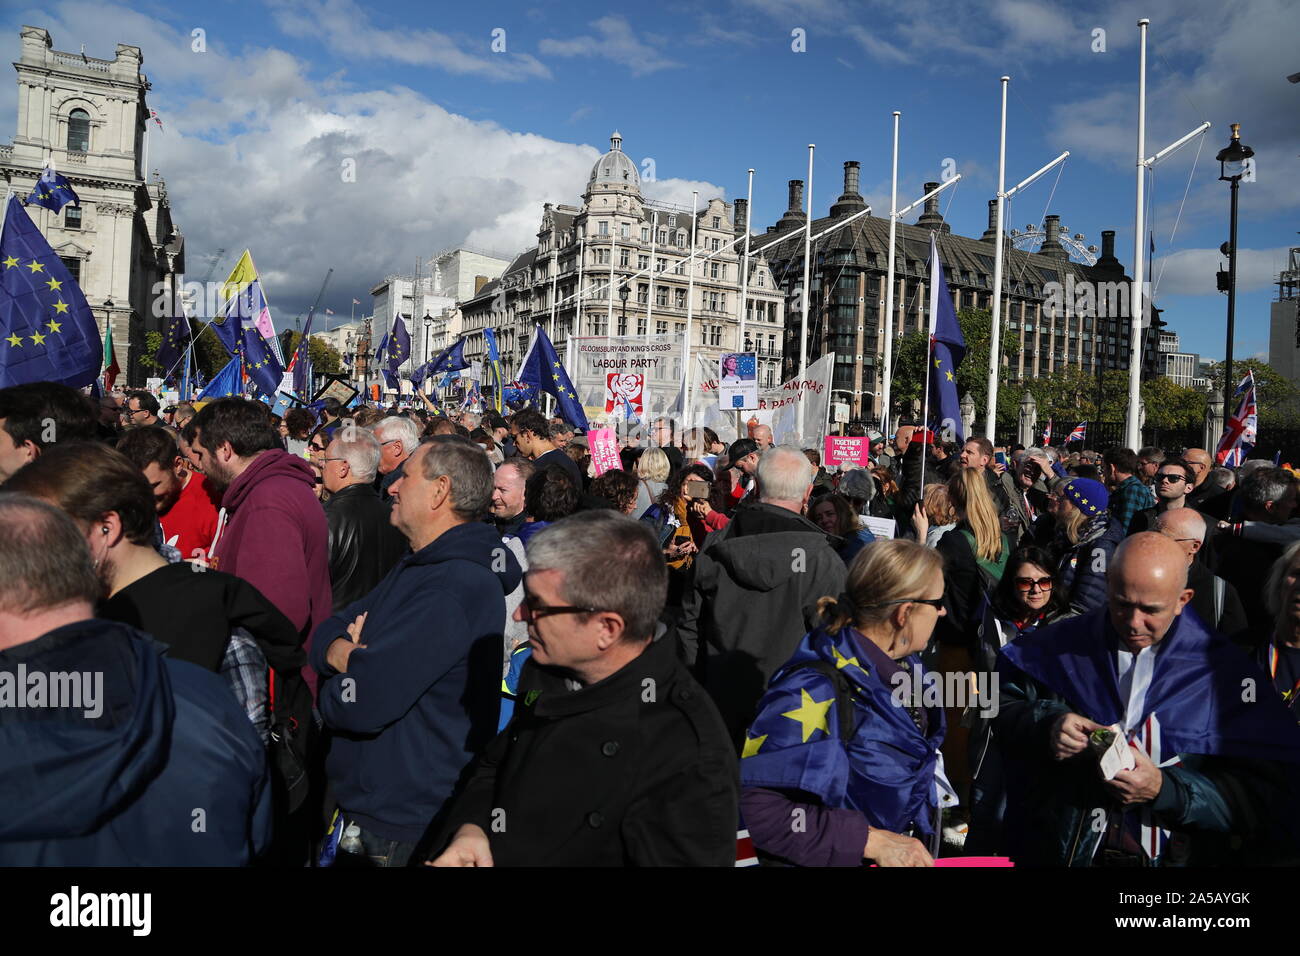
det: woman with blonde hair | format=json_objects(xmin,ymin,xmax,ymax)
[
  {"xmin": 633, "ymin": 446, "xmax": 670, "ymax": 516},
  {"xmin": 933, "ymin": 468, "xmax": 1009, "ymax": 651},
  {"xmin": 909, "ymin": 481, "xmax": 958, "ymax": 548},
  {"xmin": 740, "ymin": 538, "xmax": 952, "ymax": 866}
]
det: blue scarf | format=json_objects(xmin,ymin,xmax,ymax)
[{"xmin": 741, "ymin": 626, "xmax": 945, "ymax": 835}]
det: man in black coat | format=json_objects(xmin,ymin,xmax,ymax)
[
  {"xmin": 1155, "ymin": 508, "xmax": 1247, "ymax": 642},
  {"xmin": 322, "ymin": 429, "xmax": 407, "ymax": 610},
  {"xmin": 431, "ymin": 511, "xmax": 738, "ymax": 866}
]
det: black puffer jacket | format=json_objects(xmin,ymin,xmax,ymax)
[{"xmin": 323, "ymin": 483, "xmax": 409, "ymax": 611}]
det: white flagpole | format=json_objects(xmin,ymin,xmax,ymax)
[
  {"xmin": 738, "ymin": 168, "xmax": 755, "ymax": 441},
  {"xmin": 922, "ymin": 234, "xmax": 942, "ymax": 490},
  {"xmin": 684, "ymin": 190, "xmax": 699, "ymax": 426},
  {"xmin": 798, "ymin": 144, "xmax": 815, "ymax": 441},
  {"xmin": 881, "ymin": 112, "xmax": 900, "ymax": 437},
  {"xmin": 646, "ymin": 209, "xmax": 657, "ymax": 341},
  {"xmin": 1126, "ymin": 18, "xmax": 1150, "ymax": 451},
  {"xmin": 985, "ymin": 77, "xmax": 1009, "ymax": 441}
]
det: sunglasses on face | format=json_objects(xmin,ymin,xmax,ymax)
[
  {"xmin": 519, "ymin": 592, "xmax": 605, "ymax": 621},
  {"xmin": 1156, "ymin": 473, "xmax": 1186, "ymax": 482},
  {"xmin": 865, "ymin": 596, "xmax": 945, "ymax": 610},
  {"xmin": 1014, "ymin": 577, "xmax": 1054, "ymax": 591}
]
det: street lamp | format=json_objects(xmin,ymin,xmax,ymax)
[
  {"xmin": 423, "ymin": 312, "xmax": 433, "ymax": 364},
  {"xmin": 1216, "ymin": 123, "xmax": 1254, "ymax": 400},
  {"xmin": 618, "ymin": 281, "xmax": 629, "ymax": 336}
]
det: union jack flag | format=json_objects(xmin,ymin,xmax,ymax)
[
  {"xmin": 1066, "ymin": 421, "xmax": 1087, "ymax": 444},
  {"xmin": 1215, "ymin": 371, "xmax": 1257, "ymax": 467},
  {"xmin": 1042, "ymin": 419, "xmax": 1053, "ymax": 446}
]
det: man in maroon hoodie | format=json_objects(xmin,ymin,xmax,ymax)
[{"xmin": 191, "ymin": 397, "xmax": 332, "ymax": 696}]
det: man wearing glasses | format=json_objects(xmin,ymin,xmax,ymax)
[
  {"xmin": 121, "ymin": 391, "xmax": 164, "ymax": 429},
  {"xmin": 311, "ymin": 436, "xmax": 522, "ymax": 867},
  {"xmin": 431, "ymin": 511, "xmax": 738, "ymax": 867},
  {"xmin": 1128, "ymin": 458, "xmax": 1194, "ymax": 535}
]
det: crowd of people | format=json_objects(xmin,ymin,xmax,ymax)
[{"xmin": 2, "ymin": 380, "xmax": 1299, "ymax": 867}]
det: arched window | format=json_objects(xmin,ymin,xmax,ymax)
[{"xmin": 67, "ymin": 109, "xmax": 90, "ymax": 152}]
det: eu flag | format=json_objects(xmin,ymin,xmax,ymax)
[
  {"xmin": 428, "ymin": 337, "xmax": 469, "ymax": 377},
  {"xmin": 26, "ymin": 166, "xmax": 80, "ymax": 213},
  {"xmin": 0, "ymin": 196, "xmax": 101, "ymax": 388},
  {"xmin": 386, "ymin": 314, "xmax": 411, "ymax": 373},
  {"xmin": 483, "ymin": 327, "xmax": 503, "ymax": 412},
  {"xmin": 374, "ymin": 332, "xmax": 388, "ymax": 365},
  {"xmin": 156, "ymin": 308, "xmax": 191, "ymax": 374},
  {"xmin": 241, "ymin": 324, "xmax": 284, "ymax": 399},
  {"xmin": 207, "ymin": 285, "xmax": 248, "ymax": 357},
  {"xmin": 290, "ymin": 307, "xmax": 316, "ymax": 397},
  {"xmin": 518, "ymin": 323, "xmax": 588, "ymax": 429},
  {"xmin": 382, "ymin": 367, "xmax": 400, "ymax": 392},
  {"xmin": 926, "ymin": 233, "xmax": 966, "ymax": 443},
  {"xmin": 197, "ymin": 357, "xmax": 241, "ymax": 400}
]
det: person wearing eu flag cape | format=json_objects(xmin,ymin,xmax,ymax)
[
  {"xmin": 740, "ymin": 539, "xmax": 954, "ymax": 866},
  {"xmin": 994, "ymin": 532, "xmax": 1300, "ymax": 866}
]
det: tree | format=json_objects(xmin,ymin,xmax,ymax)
[
  {"xmin": 887, "ymin": 307, "xmax": 1015, "ymax": 423},
  {"xmin": 1203, "ymin": 359, "xmax": 1297, "ymax": 424},
  {"xmin": 284, "ymin": 331, "xmax": 342, "ymax": 376},
  {"xmin": 1139, "ymin": 377, "xmax": 1206, "ymax": 430},
  {"xmin": 139, "ymin": 331, "xmax": 164, "ymax": 375}
]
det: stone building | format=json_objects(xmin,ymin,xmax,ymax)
[
  {"xmin": 1268, "ymin": 245, "xmax": 1300, "ymax": 415},
  {"xmin": 754, "ymin": 166, "xmax": 1167, "ymax": 422},
  {"xmin": 459, "ymin": 132, "xmax": 787, "ymax": 390},
  {"xmin": 0, "ymin": 25, "xmax": 184, "ymax": 386}
]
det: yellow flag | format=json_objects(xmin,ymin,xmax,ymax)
[{"xmin": 219, "ymin": 249, "xmax": 257, "ymax": 304}]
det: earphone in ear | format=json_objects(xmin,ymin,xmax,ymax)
[{"xmin": 102, "ymin": 527, "xmax": 109, "ymax": 535}]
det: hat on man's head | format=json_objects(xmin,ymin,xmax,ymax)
[{"xmin": 1063, "ymin": 477, "xmax": 1108, "ymax": 516}]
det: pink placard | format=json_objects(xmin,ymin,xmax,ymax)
[
  {"xmin": 824, "ymin": 436, "xmax": 870, "ymax": 467},
  {"xmin": 588, "ymin": 428, "xmax": 622, "ymax": 476}
]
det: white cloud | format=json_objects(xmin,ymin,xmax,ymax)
[
  {"xmin": 539, "ymin": 16, "xmax": 681, "ymax": 77},
  {"xmin": 267, "ymin": 0, "xmax": 551, "ymax": 81},
  {"xmin": 1151, "ymin": 246, "xmax": 1291, "ymax": 298}
]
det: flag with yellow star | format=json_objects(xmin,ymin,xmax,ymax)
[
  {"xmin": 739, "ymin": 625, "xmax": 947, "ymax": 836},
  {"xmin": 25, "ymin": 165, "xmax": 80, "ymax": 213},
  {"xmin": 518, "ymin": 323, "xmax": 588, "ymax": 428},
  {"xmin": 0, "ymin": 195, "xmax": 100, "ymax": 388},
  {"xmin": 240, "ymin": 322, "xmax": 283, "ymax": 399},
  {"xmin": 925, "ymin": 232, "xmax": 966, "ymax": 443}
]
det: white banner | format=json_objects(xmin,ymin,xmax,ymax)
[
  {"xmin": 568, "ymin": 333, "xmax": 683, "ymax": 428},
  {"xmin": 690, "ymin": 353, "xmax": 834, "ymax": 449}
]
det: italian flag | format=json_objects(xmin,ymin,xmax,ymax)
[{"xmin": 102, "ymin": 317, "xmax": 120, "ymax": 390}]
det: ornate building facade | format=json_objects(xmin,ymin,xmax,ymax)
[
  {"xmin": 460, "ymin": 132, "xmax": 787, "ymax": 391},
  {"xmin": 1, "ymin": 25, "xmax": 183, "ymax": 386}
]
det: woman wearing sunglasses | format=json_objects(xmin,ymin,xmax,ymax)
[
  {"xmin": 966, "ymin": 546, "xmax": 1067, "ymax": 854},
  {"xmin": 740, "ymin": 539, "xmax": 953, "ymax": 866}
]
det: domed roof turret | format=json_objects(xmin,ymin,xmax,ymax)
[{"xmin": 588, "ymin": 131, "xmax": 640, "ymax": 189}]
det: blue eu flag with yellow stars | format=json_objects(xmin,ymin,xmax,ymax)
[
  {"xmin": 156, "ymin": 308, "xmax": 191, "ymax": 376},
  {"xmin": 26, "ymin": 166, "xmax": 80, "ymax": 213},
  {"xmin": 241, "ymin": 324, "xmax": 283, "ymax": 399},
  {"xmin": 197, "ymin": 357, "xmax": 241, "ymax": 400},
  {"xmin": 518, "ymin": 323, "xmax": 588, "ymax": 429},
  {"xmin": 0, "ymin": 196, "xmax": 100, "ymax": 388},
  {"xmin": 926, "ymin": 232, "xmax": 966, "ymax": 443},
  {"xmin": 386, "ymin": 314, "xmax": 410, "ymax": 374}
]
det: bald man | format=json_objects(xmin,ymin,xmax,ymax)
[
  {"xmin": 1183, "ymin": 448, "xmax": 1231, "ymax": 520},
  {"xmin": 994, "ymin": 532, "xmax": 1300, "ymax": 866},
  {"xmin": 751, "ymin": 423, "xmax": 774, "ymax": 452},
  {"xmin": 1155, "ymin": 509, "xmax": 1246, "ymax": 640}
]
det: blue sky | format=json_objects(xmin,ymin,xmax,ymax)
[{"xmin": 3, "ymin": 0, "xmax": 1297, "ymax": 361}]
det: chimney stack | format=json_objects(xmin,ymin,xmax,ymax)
[
  {"xmin": 779, "ymin": 179, "xmax": 807, "ymax": 229},
  {"xmin": 830, "ymin": 160, "xmax": 868, "ymax": 217},
  {"xmin": 1101, "ymin": 230, "xmax": 1116, "ymax": 259},
  {"xmin": 733, "ymin": 198, "xmax": 748, "ymax": 237},
  {"xmin": 1040, "ymin": 214, "xmax": 1067, "ymax": 257},
  {"xmin": 981, "ymin": 199, "xmax": 999, "ymax": 241},
  {"xmin": 916, "ymin": 182, "xmax": 949, "ymax": 233}
]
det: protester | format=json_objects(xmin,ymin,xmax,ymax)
[
  {"xmin": 311, "ymin": 437, "xmax": 521, "ymax": 866},
  {"xmin": 1263, "ymin": 541, "xmax": 1300, "ymax": 717},
  {"xmin": 838, "ymin": 467, "xmax": 878, "ymax": 529},
  {"xmin": 722, "ymin": 437, "xmax": 760, "ymax": 512},
  {"xmin": 0, "ymin": 382, "xmax": 97, "ymax": 482},
  {"xmin": 751, "ymin": 423, "xmax": 774, "ymax": 452},
  {"xmin": 490, "ymin": 457, "xmax": 533, "ymax": 538},
  {"xmin": 564, "ymin": 433, "xmax": 591, "ymax": 484},
  {"xmin": 588, "ymin": 469, "xmax": 639, "ymax": 515},
  {"xmin": 913, "ymin": 480, "xmax": 957, "ymax": 548},
  {"xmin": 191, "ymin": 398, "xmax": 331, "ymax": 694},
  {"xmin": 965, "ymin": 546, "xmax": 1069, "ymax": 855},
  {"xmin": 516, "ymin": 465, "xmax": 580, "ymax": 545},
  {"xmin": 431, "ymin": 512, "xmax": 737, "ymax": 866},
  {"xmin": 173, "ymin": 402, "xmax": 196, "ymax": 431},
  {"xmin": 678, "ymin": 445, "xmax": 847, "ymax": 748},
  {"xmin": 0, "ymin": 493, "xmax": 271, "ymax": 865},
  {"xmin": 309, "ymin": 396, "xmax": 345, "ymax": 443},
  {"xmin": 548, "ymin": 420, "xmax": 574, "ymax": 450},
  {"xmin": 659, "ymin": 462, "xmax": 729, "ymax": 573},
  {"xmin": 958, "ymin": 436, "xmax": 1012, "ymax": 513},
  {"xmin": 322, "ymin": 428, "xmax": 409, "ymax": 611},
  {"xmin": 1051, "ymin": 477, "xmax": 1125, "ymax": 617},
  {"xmin": 1102, "ymin": 448, "xmax": 1157, "ymax": 532},
  {"xmin": 95, "ymin": 391, "xmax": 122, "ymax": 443},
  {"xmin": 5, "ymin": 441, "xmax": 308, "ymax": 743},
  {"xmin": 649, "ymin": 416, "xmax": 685, "ymax": 471},
  {"xmin": 633, "ymin": 446, "xmax": 670, "ymax": 516},
  {"xmin": 373, "ymin": 416, "xmax": 420, "ymax": 499},
  {"xmin": 740, "ymin": 538, "xmax": 948, "ymax": 866},
  {"xmin": 996, "ymin": 532, "xmax": 1300, "ymax": 866},
  {"xmin": 1129, "ymin": 457, "xmax": 1194, "ymax": 534},
  {"xmin": 122, "ymin": 390, "xmax": 164, "ymax": 429},
  {"xmin": 513, "ymin": 408, "xmax": 583, "ymax": 489},
  {"xmin": 1183, "ymin": 447, "xmax": 1231, "ymax": 518},
  {"xmin": 283, "ymin": 407, "xmax": 315, "ymax": 458},
  {"xmin": 999, "ymin": 449, "xmax": 1052, "ymax": 546},
  {"xmin": 1212, "ymin": 467, "xmax": 1298, "ymax": 641},
  {"xmin": 934, "ymin": 467, "xmax": 1010, "ymax": 653},
  {"xmin": 116, "ymin": 425, "xmax": 222, "ymax": 562},
  {"xmin": 1136, "ymin": 447, "xmax": 1165, "ymax": 486},
  {"xmin": 809, "ymin": 491, "xmax": 875, "ymax": 564}
]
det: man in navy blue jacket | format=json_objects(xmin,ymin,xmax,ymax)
[
  {"xmin": 0, "ymin": 493, "xmax": 270, "ymax": 865},
  {"xmin": 311, "ymin": 436, "xmax": 521, "ymax": 866}
]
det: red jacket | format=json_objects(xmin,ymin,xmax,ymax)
[{"xmin": 210, "ymin": 449, "xmax": 332, "ymax": 695}]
